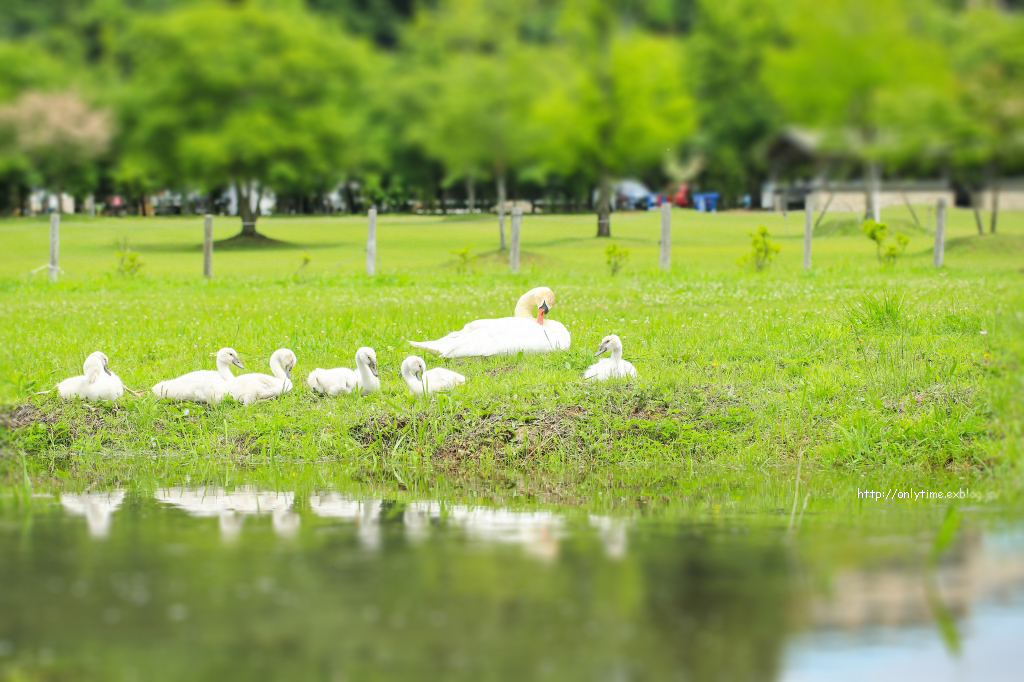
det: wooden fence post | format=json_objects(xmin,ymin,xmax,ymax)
[
  {"xmin": 509, "ymin": 207, "xmax": 521, "ymax": 274},
  {"xmin": 659, "ymin": 201, "xmax": 671, "ymax": 271},
  {"xmin": 203, "ymin": 214, "xmax": 213, "ymax": 279},
  {"xmin": 933, "ymin": 199, "xmax": 946, "ymax": 268},
  {"xmin": 366, "ymin": 207, "xmax": 377, "ymax": 276},
  {"xmin": 49, "ymin": 213, "xmax": 60, "ymax": 282},
  {"xmin": 803, "ymin": 199, "xmax": 812, "ymax": 270}
]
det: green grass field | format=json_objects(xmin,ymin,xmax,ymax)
[{"xmin": 1, "ymin": 207, "xmax": 1022, "ymax": 494}]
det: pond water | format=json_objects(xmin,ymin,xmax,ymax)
[{"xmin": 1, "ymin": 485, "xmax": 1022, "ymax": 681}]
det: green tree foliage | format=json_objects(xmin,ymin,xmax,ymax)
[
  {"xmin": 0, "ymin": 90, "xmax": 112, "ymax": 208},
  {"xmin": 765, "ymin": 0, "xmax": 951, "ymax": 218},
  {"xmin": 307, "ymin": 0, "xmax": 418, "ymax": 47},
  {"xmin": 538, "ymin": 0, "xmax": 696, "ymax": 237},
  {"xmin": 0, "ymin": 40, "xmax": 74, "ymax": 212},
  {"xmin": 114, "ymin": 2, "xmax": 374, "ymax": 235},
  {"xmin": 948, "ymin": 6, "xmax": 1024, "ymax": 234},
  {"xmin": 400, "ymin": 0, "xmax": 553, "ymax": 247},
  {"xmin": 689, "ymin": 0, "xmax": 781, "ymax": 206},
  {"xmin": 0, "ymin": 0, "xmax": 1021, "ymax": 234}
]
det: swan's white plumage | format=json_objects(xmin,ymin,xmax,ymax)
[
  {"xmin": 57, "ymin": 352, "xmax": 125, "ymax": 401},
  {"xmin": 583, "ymin": 334, "xmax": 637, "ymax": 381},
  {"xmin": 307, "ymin": 347, "xmax": 380, "ymax": 396},
  {"xmin": 401, "ymin": 356, "xmax": 465, "ymax": 394},
  {"xmin": 152, "ymin": 347, "xmax": 242, "ymax": 405},
  {"xmin": 228, "ymin": 348, "xmax": 296, "ymax": 405},
  {"xmin": 408, "ymin": 286, "xmax": 570, "ymax": 358}
]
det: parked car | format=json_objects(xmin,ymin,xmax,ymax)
[{"xmin": 593, "ymin": 179, "xmax": 661, "ymax": 211}]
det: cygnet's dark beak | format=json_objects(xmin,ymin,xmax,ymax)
[
  {"xmin": 104, "ymin": 361, "xmax": 112, "ymax": 376},
  {"xmin": 234, "ymin": 358, "xmax": 245, "ymax": 369},
  {"xmin": 370, "ymin": 362, "xmax": 378, "ymax": 378}
]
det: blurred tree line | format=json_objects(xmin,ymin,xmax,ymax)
[{"xmin": 0, "ymin": 0, "xmax": 1021, "ymax": 238}]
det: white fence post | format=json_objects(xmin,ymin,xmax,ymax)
[
  {"xmin": 659, "ymin": 201, "xmax": 671, "ymax": 271},
  {"xmin": 49, "ymin": 213, "xmax": 60, "ymax": 282},
  {"xmin": 803, "ymin": 200, "xmax": 812, "ymax": 270},
  {"xmin": 510, "ymin": 207, "xmax": 521, "ymax": 274},
  {"xmin": 203, "ymin": 214, "xmax": 213, "ymax": 279},
  {"xmin": 366, "ymin": 207, "xmax": 377, "ymax": 276},
  {"xmin": 933, "ymin": 199, "xmax": 946, "ymax": 268}
]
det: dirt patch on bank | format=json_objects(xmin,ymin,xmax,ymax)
[
  {"xmin": 1, "ymin": 402, "xmax": 117, "ymax": 450},
  {"xmin": 0, "ymin": 404, "xmax": 55, "ymax": 429}
]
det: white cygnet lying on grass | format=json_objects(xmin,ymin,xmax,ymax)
[
  {"xmin": 583, "ymin": 334, "xmax": 637, "ymax": 381},
  {"xmin": 152, "ymin": 347, "xmax": 243, "ymax": 405},
  {"xmin": 228, "ymin": 348, "xmax": 296, "ymax": 405},
  {"xmin": 57, "ymin": 351, "xmax": 125, "ymax": 401},
  {"xmin": 307, "ymin": 347, "xmax": 380, "ymax": 396},
  {"xmin": 401, "ymin": 355, "xmax": 465, "ymax": 394}
]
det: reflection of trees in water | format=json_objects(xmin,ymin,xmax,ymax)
[
  {"xmin": 635, "ymin": 530, "xmax": 792, "ymax": 682},
  {"xmin": 809, "ymin": 528, "xmax": 1024, "ymax": 630}
]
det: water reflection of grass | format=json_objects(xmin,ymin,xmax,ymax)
[{"xmin": 0, "ymin": 208, "xmax": 1021, "ymax": 493}]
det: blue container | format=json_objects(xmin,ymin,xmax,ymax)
[{"xmin": 692, "ymin": 192, "xmax": 720, "ymax": 213}]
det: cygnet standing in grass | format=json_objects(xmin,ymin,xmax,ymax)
[
  {"xmin": 152, "ymin": 347, "xmax": 243, "ymax": 405},
  {"xmin": 307, "ymin": 347, "xmax": 380, "ymax": 396},
  {"xmin": 583, "ymin": 334, "xmax": 637, "ymax": 381},
  {"xmin": 228, "ymin": 348, "xmax": 296, "ymax": 405},
  {"xmin": 57, "ymin": 351, "xmax": 125, "ymax": 401},
  {"xmin": 401, "ymin": 356, "xmax": 465, "ymax": 394}
]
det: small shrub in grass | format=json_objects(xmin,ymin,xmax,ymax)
[
  {"xmin": 862, "ymin": 219, "xmax": 909, "ymax": 266},
  {"xmin": 294, "ymin": 252, "xmax": 312, "ymax": 281},
  {"xmin": 114, "ymin": 238, "xmax": 143, "ymax": 278},
  {"xmin": 451, "ymin": 245, "xmax": 474, "ymax": 275},
  {"xmin": 883, "ymin": 233, "xmax": 910, "ymax": 265},
  {"xmin": 605, "ymin": 243, "xmax": 629, "ymax": 276},
  {"xmin": 737, "ymin": 226, "xmax": 780, "ymax": 272}
]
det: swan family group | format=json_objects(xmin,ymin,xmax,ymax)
[{"xmin": 52, "ymin": 287, "xmax": 637, "ymax": 405}]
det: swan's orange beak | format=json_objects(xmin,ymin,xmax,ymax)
[{"xmin": 536, "ymin": 300, "xmax": 549, "ymax": 325}]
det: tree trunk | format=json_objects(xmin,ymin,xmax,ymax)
[
  {"xmin": 972, "ymin": 184, "xmax": 984, "ymax": 236},
  {"xmin": 864, "ymin": 161, "xmax": 881, "ymax": 222},
  {"xmin": 235, "ymin": 179, "xmax": 259, "ymax": 237},
  {"xmin": 596, "ymin": 170, "xmax": 612, "ymax": 238},
  {"xmin": 343, "ymin": 181, "xmax": 357, "ymax": 215},
  {"xmin": 989, "ymin": 162, "xmax": 999, "ymax": 234},
  {"xmin": 496, "ymin": 170, "xmax": 507, "ymax": 250},
  {"xmin": 466, "ymin": 174, "xmax": 475, "ymax": 213}
]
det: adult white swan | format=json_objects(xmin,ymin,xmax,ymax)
[
  {"xmin": 57, "ymin": 351, "xmax": 125, "ymax": 401},
  {"xmin": 583, "ymin": 335, "xmax": 637, "ymax": 381},
  {"xmin": 401, "ymin": 356, "xmax": 465, "ymax": 394},
  {"xmin": 408, "ymin": 286, "xmax": 570, "ymax": 358},
  {"xmin": 307, "ymin": 347, "xmax": 380, "ymax": 396},
  {"xmin": 228, "ymin": 348, "xmax": 296, "ymax": 405},
  {"xmin": 152, "ymin": 347, "xmax": 243, "ymax": 405}
]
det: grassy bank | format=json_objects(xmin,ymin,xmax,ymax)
[{"xmin": 1, "ymin": 208, "xmax": 1022, "ymax": 493}]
